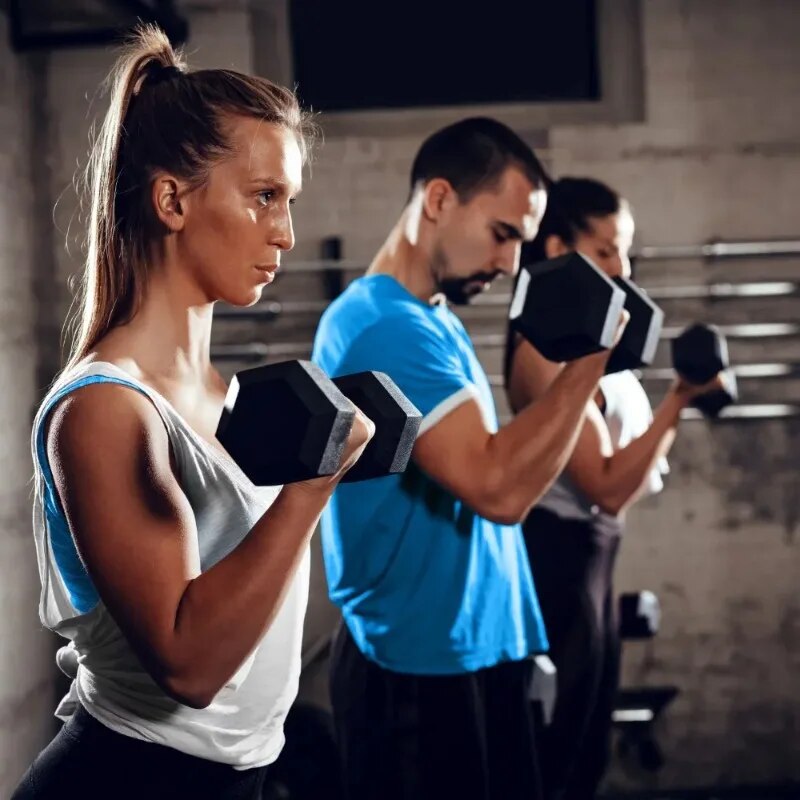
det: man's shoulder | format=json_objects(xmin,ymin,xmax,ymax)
[{"xmin": 339, "ymin": 295, "xmax": 447, "ymax": 342}]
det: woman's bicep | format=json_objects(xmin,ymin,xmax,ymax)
[{"xmin": 47, "ymin": 385, "xmax": 199, "ymax": 676}]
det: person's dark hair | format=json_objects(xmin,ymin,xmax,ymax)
[
  {"xmin": 65, "ymin": 23, "xmax": 316, "ymax": 372},
  {"xmin": 505, "ymin": 176, "xmax": 626, "ymax": 383},
  {"xmin": 409, "ymin": 117, "xmax": 548, "ymax": 202},
  {"xmin": 521, "ymin": 176, "xmax": 623, "ymax": 265}
]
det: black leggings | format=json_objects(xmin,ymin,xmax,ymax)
[
  {"xmin": 330, "ymin": 623, "xmax": 543, "ymax": 800},
  {"xmin": 11, "ymin": 705, "xmax": 268, "ymax": 800},
  {"xmin": 523, "ymin": 506, "xmax": 622, "ymax": 800}
]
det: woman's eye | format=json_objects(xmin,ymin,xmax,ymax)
[
  {"xmin": 289, "ymin": 197, "xmax": 298, "ymax": 206},
  {"xmin": 492, "ymin": 230, "xmax": 507, "ymax": 244},
  {"xmin": 257, "ymin": 191, "xmax": 274, "ymax": 205}
]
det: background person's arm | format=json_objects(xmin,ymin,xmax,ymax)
[{"xmin": 507, "ymin": 336, "xmax": 719, "ymax": 517}]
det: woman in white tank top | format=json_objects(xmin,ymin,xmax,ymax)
[
  {"xmin": 13, "ymin": 24, "xmax": 372, "ymax": 800},
  {"xmin": 505, "ymin": 178, "xmax": 722, "ymax": 800}
]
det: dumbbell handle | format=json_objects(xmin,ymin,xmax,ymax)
[
  {"xmin": 671, "ymin": 323, "xmax": 737, "ymax": 418},
  {"xmin": 687, "ymin": 368, "xmax": 738, "ymax": 418}
]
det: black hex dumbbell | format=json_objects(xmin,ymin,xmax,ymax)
[
  {"xmin": 619, "ymin": 591, "xmax": 661, "ymax": 640},
  {"xmin": 605, "ymin": 277, "xmax": 664, "ymax": 374},
  {"xmin": 509, "ymin": 252, "xmax": 627, "ymax": 362},
  {"xmin": 217, "ymin": 360, "xmax": 421, "ymax": 485},
  {"xmin": 332, "ymin": 371, "xmax": 422, "ymax": 483},
  {"xmin": 671, "ymin": 324, "xmax": 738, "ymax": 417},
  {"xmin": 528, "ymin": 654, "xmax": 558, "ymax": 727}
]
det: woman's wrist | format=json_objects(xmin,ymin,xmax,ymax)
[
  {"xmin": 279, "ymin": 479, "xmax": 336, "ymax": 506},
  {"xmin": 664, "ymin": 380, "xmax": 691, "ymax": 420}
]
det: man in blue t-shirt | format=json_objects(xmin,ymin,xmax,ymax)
[{"xmin": 312, "ymin": 118, "xmax": 624, "ymax": 800}]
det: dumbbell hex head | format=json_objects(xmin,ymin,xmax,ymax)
[
  {"xmin": 619, "ymin": 590, "xmax": 661, "ymax": 640},
  {"xmin": 333, "ymin": 371, "xmax": 422, "ymax": 483},
  {"xmin": 217, "ymin": 360, "xmax": 355, "ymax": 486},
  {"xmin": 671, "ymin": 323, "xmax": 729, "ymax": 385},
  {"xmin": 605, "ymin": 277, "xmax": 664, "ymax": 374},
  {"xmin": 528, "ymin": 654, "xmax": 558, "ymax": 727},
  {"xmin": 510, "ymin": 252, "xmax": 627, "ymax": 362},
  {"xmin": 691, "ymin": 368, "xmax": 738, "ymax": 418},
  {"xmin": 672, "ymin": 323, "xmax": 737, "ymax": 417}
]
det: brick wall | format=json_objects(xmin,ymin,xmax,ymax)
[{"xmin": 0, "ymin": 13, "xmax": 59, "ymax": 796}]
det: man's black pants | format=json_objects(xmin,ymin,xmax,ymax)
[{"xmin": 330, "ymin": 623, "xmax": 544, "ymax": 800}]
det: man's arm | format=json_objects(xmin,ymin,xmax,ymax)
[
  {"xmin": 413, "ymin": 345, "xmax": 611, "ymax": 525},
  {"xmin": 340, "ymin": 311, "xmax": 621, "ymax": 526}
]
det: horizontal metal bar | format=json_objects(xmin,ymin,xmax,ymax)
[
  {"xmin": 471, "ymin": 281, "xmax": 800, "ymax": 308},
  {"xmin": 215, "ymin": 299, "xmax": 332, "ymax": 319},
  {"xmin": 649, "ymin": 281, "xmax": 799, "ymax": 300},
  {"xmin": 612, "ymin": 709, "xmax": 654, "ymax": 723},
  {"xmin": 270, "ymin": 240, "xmax": 800, "ymax": 275},
  {"xmin": 210, "ymin": 342, "xmax": 312, "ymax": 361},
  {"xmin": 497, "ymin": 404, "xmax": 800, "ymax": 425},
  {"xmin": 214, "ymin": 301, "xmax": 282, "ymax": 320},
  {"xmin": 280, "ymin": 259, "xmax": 368, "ymax": 274},
  {"xmin": 635, "ymin": 239, "xmax": 800, "ymax": 260},
  {"xmin": 642, "ymin": 362, "xmax": 800, "ymax": 381},
  {"xmin": 471, "ymin": 324, "xmax": 800, "ymax": 350},
  {"xmin": 277, "ymin": 300, "xmax": 328, "ymax": 314},
  {"xmin": 662, "ymin": 322, "xmax": 800, "ymax": 339},
  {"xmin": 680, "ymin": 404, "xmax": 800, "ymax": 420},
  {"xmin": 489, "ymin": 362, "xmax": 800, "ymax": 388}
]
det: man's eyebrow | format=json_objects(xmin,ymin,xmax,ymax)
[{"xmin": 494, "ymin": 221, "xmax": 524, "ymax": 240}]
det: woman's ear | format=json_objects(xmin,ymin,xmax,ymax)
[
  {"xmin": 151, "ymin": 174, "xmax": 186, "ymax": 232},
  {"xmin": 544, "ymin": 234, "xmax": 569, "ymax": 259}
]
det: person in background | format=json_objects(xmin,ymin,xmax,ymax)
[{"xmin": 506, "ymin": 176, "xmax": 722, "ymax": 800}]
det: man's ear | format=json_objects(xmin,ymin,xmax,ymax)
[{"xmin": 421, "ymin": 178, "xmax": 458, "ymax": 223}]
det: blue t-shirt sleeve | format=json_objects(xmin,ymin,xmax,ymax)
[{"xmin": 333, "ymin": 311, "xmax": 478, "ymax": 432}]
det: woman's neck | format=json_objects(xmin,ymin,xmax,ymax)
[{"xmin": 94, "ymin": 268, "xmax": 216, "ymax": 385}]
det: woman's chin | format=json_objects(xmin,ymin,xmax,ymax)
[{"xmin": 216, "ymin": 287, "xmax": 262, "ymax": 308}]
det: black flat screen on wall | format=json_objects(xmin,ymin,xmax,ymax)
[{"xmin": 289, "ymin": 1, "xmax": 599, "ymax": 112}]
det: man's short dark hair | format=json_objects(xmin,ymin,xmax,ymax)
[{"xmin": 409, "ymin": 117, "xmax": 549, "ymax": 202}]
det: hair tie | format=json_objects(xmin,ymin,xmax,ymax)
[{"xmin": 146, "ymin": 63, "xmax": 184, "ymax": 87}]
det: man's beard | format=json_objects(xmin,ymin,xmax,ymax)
[
  {"xmin": 431, "ymin": 243, "xmax": 501, "ymax": 305},
  {"xmin": 437, "ymin": 271, "xmax": 501, "ymax": 305}
]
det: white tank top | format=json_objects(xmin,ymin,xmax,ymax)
[
  {"xmin": 538, "ymin": 370, "xmax": 669, "ymax": 523},
  {"xmin": 30, "ymin": 361, "xmax": 310, "ymax": 769}
]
